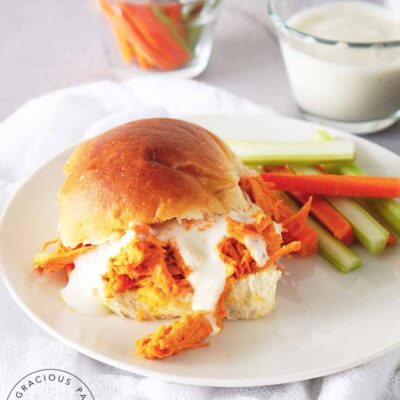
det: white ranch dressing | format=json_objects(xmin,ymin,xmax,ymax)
[
  {"xmin": 281, "ymin": 1, "xmax": 400, "ymax": 122},
  {"xmin": 289, "ymin": 2, "xmax": 400, "ymax": 43},
  {"xmin": 229, "ymin": 210, "xmax": 253, "ymax": 224},
  {"xmin": 156, "ymin": 218, "xmax": 228, "ymax": 315},
  {"xmin": 60, "ymin": 210, "xmax": 278, "ymax": 321},
  {"xmin": 274, "ymin": 222, "xmax": 283, "ymax": 234},
  {"xmin": 156, "ymin": 211, "xmax": 269, "ymax": 319},
  {"xmin": 60, "ymin": 230, "xmax": 136, "ymax": 315},
  {"xmin": 231, "ymin": 209, "xmax": 270, "ymax": 267},
  {"xmin": 244, "ymin": 235, "xmax": 268, "ymax": 267}
]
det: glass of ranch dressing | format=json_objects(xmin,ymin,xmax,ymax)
[{"xmin": 268, "ymin": 0, "xmax": 400, "ymax": 134}]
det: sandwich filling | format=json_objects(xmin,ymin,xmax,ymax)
[{"xmin": 33, "ymin": 176, "xmax": 309, "ymax": 359}]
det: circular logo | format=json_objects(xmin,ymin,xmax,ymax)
[{"xmin": 7, "ymin": 369, "xmax": 95, "ymax": 400}]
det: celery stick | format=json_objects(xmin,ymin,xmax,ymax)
[
  {"xmin": 313, "ymin": 130, "xmax": 332, "ymax": 141},
  {"xmin": 246, "ymin": 164, "xmax": 263, "ymax": 173},
  {"xmin": 307, "ymin": 217, "xmax": 361, "ymax": 273},
  {"xmin": 327, "ymin": 197, "xmax": 389, "ymax": 255},
  {"xmin": 357, "ymin": 198, "xmax": 400, "ymax": 238},
  {"xmin": 326, "ymin": 163, "xmax": 400, "ymax": 236},
  {"xmin": 290, "ymin": 164, "xmax": 321, "ymax": 176},
  {"xmin": 367, "ymin": 199, "xmax": 400, "ymax": 238},
  {"xmin": 281, "ymin": 193, "xmax": 361, "ymax": 272},
  {"xmin": 313, "ymin": 131, "xmax": 358, "ymax": 174},
  {"xmin": 227, "ymin": 139, "xmax": 355, "ymax": 165},
  {"xmin": 290, "ymin": 165, "xmax": 390, "ymax": 255},
  {"xmin": 325, "ymin": 161, "xmax": 366, "ymax": 176}
]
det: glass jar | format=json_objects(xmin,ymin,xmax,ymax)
[
  {"xmin": 93, "ymin": 0, "xmax": 222, "ymax": 78},
  {"xmin": 268, "ymin": 0, "xmax": 400, "ymax": 134}
]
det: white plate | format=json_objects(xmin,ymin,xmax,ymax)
[{"xmin": 1, "ymin": 114, "xmax": 400, "ymax": 387}]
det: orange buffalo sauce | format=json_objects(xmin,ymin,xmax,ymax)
[
  {"xmin": 33, "ymin": 179, "xmax": 312, "ymax": 360},
  {"xmin": 33, "ymin": 239, "xmax": 93, "ymax": 274}
]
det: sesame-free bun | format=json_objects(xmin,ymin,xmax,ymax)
[
  {"xmin": 102, "ymin": 267, "xmax": 282, "ymax": 321},
  {"xmin": 59, "ymin": 118, "xmax": 248, "ymax": 247}
]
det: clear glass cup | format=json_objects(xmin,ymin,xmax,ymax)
[
  {"xmin": 268, "ymin": 0, "xmax": 400, "ymax": 134},
  {"xmin": 92, "ymin": 0, "xmax": 222, "ymax": 79}
]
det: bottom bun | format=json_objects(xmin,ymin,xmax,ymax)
[{"xmin": 102, "ymin": 268, "xmax": 281, "ymax": 321}]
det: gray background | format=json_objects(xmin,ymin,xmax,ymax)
[{"xmin": 1, "ymin": 0, "xmax": 398, "ymax": 152}]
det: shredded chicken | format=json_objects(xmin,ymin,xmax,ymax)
[
  {"xmin": 33, "ymin": 179, "xmax": 308, "ymax": 360},
  {"xmin": 103, "ymin": 227, "xmax": 192, "ymax": 299},
  {"xmin": 32, "ymin": 239, "xmax": 93, "ymax": 273},
  {"xmin": 135, "ymin": 215, "xmax": 301, "ymax": 359},
  {"xmin": 240, "ymin": 176, "xmax": 288, "ymax": 222},
  {"xmin": 33, "ymin": 227, "xmax": 192, "ymax": 301},
  {"xmin": 136, "ymin": 312, "xmax": 212, "ymax": 359},
  {"xmin": 240, "ymin": 176, "xmax": 317, "ymax": 257},
  {"xmin": 219, "ymin": 213, "xmax": 300, "ymax": 279}
]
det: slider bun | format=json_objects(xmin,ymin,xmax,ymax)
[
  {"xmin": 102, "ymin": 268, "xmax": 282, "ymax": 321},
  {"xmin": 59, "ymin": 118, "xmax": 248, "ymax": 247}
]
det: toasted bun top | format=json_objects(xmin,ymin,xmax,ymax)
[{"xmin": 59, "ymin": 118, "xmax": 249, "ymax": 247}]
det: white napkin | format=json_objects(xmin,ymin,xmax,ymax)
[{"xmin": 1, "ymin": 77, "xmax": 399, "ymax": 399}]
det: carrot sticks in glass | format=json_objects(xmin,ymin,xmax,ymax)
[{"xmin": 99, "ymin": 0, "xmax": 196, "ymax": 71}]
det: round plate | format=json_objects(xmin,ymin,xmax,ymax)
[{"xmin": 1, "ymin": 114, "xmax": 400, "ymax": 387}]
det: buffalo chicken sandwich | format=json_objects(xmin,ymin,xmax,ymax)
[{"xmin": 33, "ymin": 118, "xmax": 309, "ymax": 359}]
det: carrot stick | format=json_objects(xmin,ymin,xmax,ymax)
[
  {"xmin": 114, "ymin": 15, "xmax": 161, "ymax": 68},
  {"xmin": 98, "ymin": 0, "xmax": 116, "ymax": 18},
  {"xmin": 262, "ymin": 173, "xmax": 400, "ymax": 198},
  {"xmin": 151, "ymin": 4, "xmax": 191, "ymax": 55},
  {"xmin": 388, "ymin": 234, "xmax": 397, "ymax": 245},
  {"xmin": 120, "ymin": 3, "xmax": 191, "ymax": 69},
  {"xmin": 290, "ymin": 191, "xmax": 354, "ymax": 245},
  {"xmin": 113, "ymin": 28, "xmax": 135, "ymax": 63},
  {"xmin": 290, "ymin": 165, "xmax": 391, "ymax": 255},
  {"xmin": 281, "ymin": 197, "xmax": 318, "ymax": 257},
  {"xmin": 135, "ymin": 50, "xmax": 151, "ymax": 69},
  {"xmin": 162, "ymin": 3, "xmax": 185, "ymax": 38},
  {"xmin": 266, "ymin": 166, "xmax": 354, "ymax": 245},
  {"xmin": 99, "ymin": 0, "xmax": 172, "ymax": 70},
  {"xmin": 99, "ymin": 0, "xmax": 137, "ymax": 64},
  {"xmin": 281, "ymin": 193, "xmax": 361, "ymax": 273}
]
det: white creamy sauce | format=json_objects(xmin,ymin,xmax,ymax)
[
  {"xmin": 205, "ymin": 314, "xmax": 221, "ymax": 334},
  {"xmin": 229, "ymin": 210, "xmax": 253, "ymax": 224},
  {"xmin": 232, "ymin": 209, "xmax": 278, "ymax": 267},
  {"xmin": 274, "ymin": 222, "xmax": 283, "ymax": 234},
  {"xmin": 281, "ymin": 1, "xmax": 400, "ymax": 121},
  {"xmin": 289, "ymin": 2, "xmax": 400, "ymax": 42},
  {"xmin": 157, "ymin": 211, "xmax": 271, "ymax": 320},
  {"xmin": 156, "ymin": 217, "xmax": 229, "ymax": 315},
  {"xmin": 61, "ymin": 209, "xmax": 280, "ymax": 324},
  {"xmin": 244, "ymin": 235, "xmax": 268, "ymax": 267},
  {"xmin": 60, "ymin": 230, "xmax": 136, "ymax": 315}
]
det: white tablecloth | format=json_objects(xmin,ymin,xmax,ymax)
[{"xmin": 1, "ymin": 78, "xmax": 399, "ymax": 400}]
